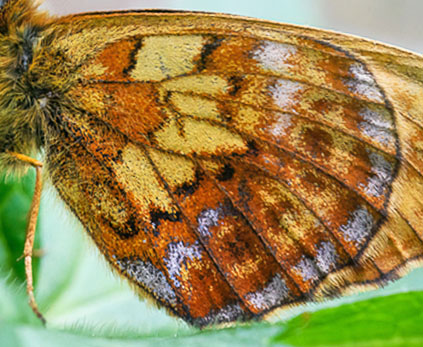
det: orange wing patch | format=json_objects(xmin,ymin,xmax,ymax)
[{"xmin": 39, "ymin": 12, "xmax": 423, "ymax": 326}]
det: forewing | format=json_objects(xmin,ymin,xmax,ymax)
[{"xmin": 44, "ymin": 12, "xmax": 423, "ymax": 326}]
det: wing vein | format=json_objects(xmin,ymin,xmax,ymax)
[
  {"xmin": 195, "ymin": 157, "xmax": 309, "ymax": 296},
  {"xmin": 172, "ymin": 90, "xmax": 398, "ymax": 157},
  {"xmin": 142, "ymin": 145, "xmax": 256, "ymax": 317},
  {"xmin": 396, "ymin": 209, "xmax": 423, "ymax": 247},
  {"xmin": 88, "ymin": 70, "xmax": 386, "ymax": 106},
  {"xmin": 233, "ymin": 154, "xmax": 358, "ymax": 261},
  {"xmin": 52, "ymin": 114, "xmax": 190, "ymax": 318},
  {"xmin": 182, "ymin": 113, "xmax": 392, "ymax": 213}
]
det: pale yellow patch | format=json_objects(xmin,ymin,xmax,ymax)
[
  {"xmin": 94, "ymin": 188, "xmax": 128, "ymax": 228},
  {"xmin": 154, "ymin": 118, "xmax": 247, "ymax": 156},
  {"xmin": 234, "ymin": 106, "xmax": 294, "ymax": 138},
  {"xmin": 327, "ymin": 130, "xmax": 355, "ymax": 176},
  {"xmin": 148, "ymin": 148, "xmax": 196, "ymax": 189},
  {"xmin": 199, "ymin": 159, "xmax": 223, "ymax": 174},
  {"xmin": 361, "ymin": 220, "xmax": 391, "ymax": 260},
  {"xmin": 279, "ymin": 209, "xmax": 316, "ymax": 242},
  {"xmin": 284, "ymin": 166, "xmax": 341, "ymax": 220},
  {"xmin": 231, "ymin": 257, "xmax": 261, "ymax": 281},
  {"xmin": 365, "ymin": 209, "xmax": 422, "ymax": 266},
  {"xmin": 301, "ymin": 93, "xmax": 348, "ymax": 129},
  {"xmin": 170, "ymin": 93, "xmax": 222, "ymax": 121},
  {"xmin": 390, "ymin": 163, "xmax": 423, "ymax": 238},
  {"xmin": 234, "ymin": 106, "xmax": 263, "ymax": 133},
  {"xmin": 416, "ymin": 140, "xmax": 423, "ymax": 161},
  {"xmin": 113, "ymin": 144, "xmax": 175, "ymax": 214},
  {"xmin": 258, "ymin": 179, "xmax": 318, "ymax": 241},
  {"xmin": 298, "ymin": 50, "xmax": 331, "ymax": 87},
  {"xmin": 57, "ymin": 175, "xmax": 85, "ymax": 212},
  {"xmin": 320, "ymin": 105, "xmax": 347, "ymax": 127},
  {"xmin": 264, "ymin": 229, "xmax": 296, "ymax": 252},
  {"xmin": 161, "ymin": 75, "xmax": 229, "ymax": 96},
  {"xmin": 130, "ymin": 35, "xmax": 205, "ymax": 82},
  {"xmin": 407, "ymin": 88, "xmax": 423, "ymax": 127},
  {"xmin": 81, "ymin": 62, "xmax": 108, "ymax": 77},
  {"xmin": 257, "ymin": 185, "xmax": 280, "ymax": 206},
  {"xmin": 69, "ymin": 87, "xmax": 106, "ymax": 115}
]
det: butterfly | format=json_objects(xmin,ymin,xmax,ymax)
[{"xmin": 0, "ymin": 0, "xmax": 422, "ymax": 327}]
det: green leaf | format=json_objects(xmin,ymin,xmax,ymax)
[
  {"xmin": 272, "ymin": 291, "xmax": 423, "ymax": 347},
  {"xmin": 0, "ymin": 321, "xmax": 285, "ymax": 347}
]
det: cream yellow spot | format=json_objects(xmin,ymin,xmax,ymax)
[
  {"xmin": 94, "ymin": 188, "xmax": 128, "ymax": 228},
  {"xmin": 416, "ymin": 140, "xmax": 423, "ymax": 161},
  {"xmin": 199, "ymin": 159, "xmax": 223, "ymax": 174},
  {"xmin": 154, "ymin": 118, "xmax": 247, "ymax": 156},
  {"xmin": 234, "ymin": 106, "xmax": 263, "ymax": 133},
  {"xmin": 148, "ymin": 148, "xmax": 196, "ymax": 189},
  {"xmin": 258, "ymin": 185, "xmax": 280, "ymax": 206},
  {"xmin": 69, "ymin": 87, "xmax": 106, "ymax": 115},
  {"xmin": 81, "ymin": 62, "xmax": 108, "ymax": 78},
  {"xmin": 113, "ymin": 144, "xmax": 175, "ymax": 213},
  {"xmin": 391, "ymin": 164, "xmax": 423, "ymax": 238},
  {"xmin": 279, "ymin": 207, "xmax": 317, "ymax": 241},
  {"xmin": 297, "ymin": 50, "xmax": 332, "ymax": 87},
  {"xmin": 235, "ymin": 75, "xmax": 277, "ymax": 107},
  {"xmin": 169, "ymin": 93, "xmax": 222, "ymax": 121},
  {"xmin": 264, "ymin": 227, "xmax": 296, "ymax": 253},
  {"xmin": 258, "ymin": 179, "xmax": 321, "ymax": 241},
  {"xmin": 300, "ymin": 92, "xmax": 348, "ymax": 128},
  {"xmin": 327, "ymin": 130, "xmax": 355, "ymax": 176},
  {"xmin": 130, "ymin": 35, "xmax": 205, "ymax": 82},
  {"xmin": 161, "ymin": 75, "xmax": 229, "ymax": 96},
  {"xmin": 232, "ymin": 259, "xmax": 261, "ymax": 281}
]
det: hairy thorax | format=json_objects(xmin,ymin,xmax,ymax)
[{"xmin": 0, "ymin": 2, "xmax": 80, "ymax": 173}]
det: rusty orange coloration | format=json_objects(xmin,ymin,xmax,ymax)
[{"xmin": 0, "ymin": 0, "xmax": 422, "ymax": 327}]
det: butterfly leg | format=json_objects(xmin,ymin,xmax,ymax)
[{"xmin": 9, "ymin": 152, "xmax": 45, "ymax": 325}]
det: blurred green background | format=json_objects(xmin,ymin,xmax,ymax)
[{"xmin": 0, "ymin": 1, "xmax": 422, "ymax": 346}]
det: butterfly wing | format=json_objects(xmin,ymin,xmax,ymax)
[{"xmin": 41, "ymin": 11, "xmax": 423, "ymax": 326}]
